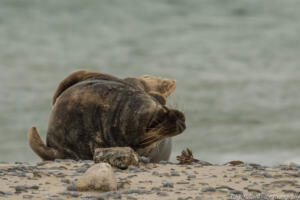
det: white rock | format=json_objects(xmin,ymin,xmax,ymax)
[
  {"xmin": 285, "ymin": 161, "xmax": 300, "ymax": 167},
  {"xmin": 75, "ymin": 163, "xmax": 117, "ymax": 191}
]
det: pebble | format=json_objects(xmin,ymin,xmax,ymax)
[
  {"xmin": 282, "ymin": 189, "xmax": 299, "ymax": 194},
  {"xmin": 126, "ymin": 196, "xmax": 137, "ymax": 200},
  {"xmin": 84, "ymin": 191, "xmax": 121, "ymax": 200},
  {"xmin": 228, "ymin": 190, "xmax": 243, "ymax": 195},
  {"xmin": 0, "ymin": 191, "xmax": 13, "ymax": 196},
  {"xmin": 263, "ymin": 172, "xmax": 273, "ymax": 178},
  {"xmin": 67, "ymin": 184, "xmax": 76, "ymax": 191},
  {"xmin": 187, "ymin": 175, "xmax": 196, "ymax": 179},
  {"xmin": 157, "ymin": 191, "xmax": 168, "ymax": 196},
  {"xmin": 76, "ymin": 166, "xmax": 89, "ymax": 173},
  {"xmin": 215, "ymin": 185, "xmax": 234, "ymax": 191},
  {"xmin": 122, "ymin": 189, "xmax": 152, "ymax": 195},
  {"xmin": 25, "ymin": 185, "xmax": 39, "ymax": 190},
  {"xmin": 15, "ymin": 186, "xmax": 27, "ymax": 193},
  {"xmin": 60, "ymin": 191, "xmax": 81, "ymax": 197},
  {"xmin": 162, "ymin": 181, "xmax": 174, "ymax": 188},
  {"xmin": 246, "ymin": 188, "xmax": 261, "ymax": 193},
  {"xmin": 152, "ymin": 171, "xmax": 159, "ymax": 176},
  {"xmin": 159, "ymin": 160, "xmax": 168, "ymax": 165},
  {"xmin": 177, "ymin": 197, "xmax": 193, "ymax": 200},
  {"xmin": 247, "ymin": 163, "xmax": 265, "ymax": 170},
  {"xmin": 23, "ymin": 195, "xmax": 34, "ymax": 199},
  {"xmin": 177, "ymin": 181, "xmax": 189, "ymax": 184},
  {"xmin": 54, "ymin": 159, "xmax": 75, "ymax": 163},
  {"xmin": 171, "ymin": 170, "xmax": 180, "ymax": 176},
  {"xmin": 201, "ymin": 187, "xmax": 216, "ymax": 192},
  {"xmin": 197, "ymin": 160, "xmax": 212, "ymax": 166},
  {"xmin": 140, "ymin": 156, "xmax": 150, "ymax": 163}
]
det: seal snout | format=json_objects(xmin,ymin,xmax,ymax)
[{"xmin": 177, "ymin": 118, "xmax": 186, "ymax": 133}]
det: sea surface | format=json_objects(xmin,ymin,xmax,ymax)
[{"xmin": 0, "ymin": 0, "xmax": 300, "ymax": 165}]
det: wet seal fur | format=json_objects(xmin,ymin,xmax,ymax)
[{"xmin": 28, "ymin": 70, "xmax": 186, "ymax": 162}]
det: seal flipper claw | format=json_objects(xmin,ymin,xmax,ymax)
[{"xmin": 28, "ymin": 126, "xmax": 63, "ymax": 160}]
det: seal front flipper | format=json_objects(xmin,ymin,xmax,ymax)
[
  {"xmin": 28, "ymin": 126, "xmax": 63, "ymax": 160},
  {"xmin": 52, "ymin": 70, "xmax": 121, "ymax": 105},
  {"xmin": 137, "ymin": 107, "xmax": 186, "ymax": 148}
]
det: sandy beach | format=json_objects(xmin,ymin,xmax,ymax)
[{"xmin": 0, "ymin": 159, "xmax": 300, "ymax": 200}]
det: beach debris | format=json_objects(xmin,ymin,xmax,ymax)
[
  {"xmin": 74, "ymin": 163, "xmax": 117, "ymax": 191},
  {"xmin": 176, "ymin": 148, "xmax": 198, "ymax": 164},
  {"xmin": 176, "ymin": 148, "xmax": 212, "ymax": 166},
  {"xmin": 94, "ymin": 147, "xmax": 139, "ymax": 169},
  {"xmin": 176, "ymin": 148, "xmax": 212, "ymax": 165},
  {"xmin": 226, "ymin": 160, "xmax": 244, "ymax": 166}
]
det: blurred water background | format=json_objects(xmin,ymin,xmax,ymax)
[{"xmin": 0, "ymin": 0, "xmax": 300, "ymax": 165}]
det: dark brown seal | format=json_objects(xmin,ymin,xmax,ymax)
[{"xmin": 28, "ymin": 70, "xmax": 186, "ymax": 162}]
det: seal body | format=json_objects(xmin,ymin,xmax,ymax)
[{"xmin": 28, "ymin": 70, "xmax": 185, "ymax": 162}]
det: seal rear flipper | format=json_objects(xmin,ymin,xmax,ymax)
[
  {"xmin": 52, "ymin": 70, "xmax": 120, "ymax": 105},
  {"xmin": 28, "ymin": 126, "xmax": 63, "ymax": 160}
]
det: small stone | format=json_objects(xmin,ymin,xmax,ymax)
[
  {"xmin": 177, "ymin": 181, "xmax": 189, "ymax": 184},
  {"xmin": 247, "ymin": 163, "xmax": 265, "ymax": 169},
  {"xmin": 25, "ymin": 185, "xmax": 39, "ymax": 190},
  {"xmin": 282, "ymin": 189, "xmax": 299, "ymax": 194},
  {"xmin": 215, "ymin": 185, "xmax": 234, "ymax": 191},
  {"xmin": 122, "ymin": 189, "xmax": 151, "ymax": 194},
  {"xmin": 171, "ymin": 170, "xmax": 180, "ymax": 176},
  {"xmin": 67, "ymin": 183, "xmax": 76, "ymax": 191},
  {"xmin": 75, "ymin": 163, "xmax": 117, "ymax": 191},
  {"xmin": 117, "ymin": 181, "xmax": 130, "ymax": 190},
  {"xmin": 187, "ymin": 175, "xmax": 196, "ymax": 179},
  {"xmin": 157, "ymin": 191, "xmax": 168, "ymax": 196},
  {"xmin": 93, "ymin": 191, "xmax": 121, "ymax": 200},
  {"xmin": 162, "ymin": 181, "xmax": 173, "ymax": 188},
  {"xmin": 285, "ymin": 162, "xmax": 300, "ymax": 167},
  {"xmin": 152, "ymin": 171, "xmax": 159, "ymax": 176},
  {"xmin": 263, "ymin": 172, "xmax": 273, "ymax": 178},
  {"xmin": 242, "ymin": 177, "xmax": 248, "ymax": 181},
  {"xmin": 229, "ymin": 190, "xmax": 243, "ymax": 195},
  {"xmin": 246, "ymin": 188, "xmax": 261, "ymax": 193},
  {"xmin": 197, "ymin": 160, "xmax": 212, "ymax": 166},
  {"xmin": 140, "ymin": 156, "xmax": 150, "ymax": 163},
  {"xmin": 0, "ymin": 191, "xmax": 13, "ymax": 196},
  {"xmin": 126, "ymin": 196, "xmax": 137, "ymax": 200},
  {"xmin": 23, "ymin": 195, "xmax": 34, "ymax": 199},
  {"xmin": 76, "ymin": 167, "xmax": 88, "ymax": 173},
  {"xmin": 159, "ymin": 160, "xmax": 168, "ymax": 165},
  {"xmin": 15, "ymin": 186, "xmax": 27, "ymax": 194},
  {"xmin": 61, "ymin": 178, "xmax": 71, "ymax": 184},
  {"xmin": 54, "ymin": 159, "xmax": 75, "ymax": 163},
  {"xmin": 60, "ymin": 191, "xmax": 81, "ymax": 197},
  {"xmin": 201, "ymin": 187, "xmax": 216, "ymax": 192}
]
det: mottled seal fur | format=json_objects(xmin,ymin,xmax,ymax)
[{"xmin": 28, "ymin": 70, "xmax": 186, "ymax": 162}]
